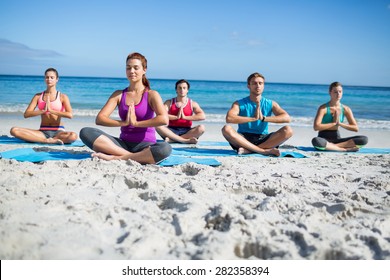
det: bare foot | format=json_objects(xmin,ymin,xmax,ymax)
[
  {"xmin": 237, "ymin": 147, "xmax": 251, "ymax": 155},
  {"xmin": 264, "ymin": 148, "xmax": 280, "ymax": 157},
  {"xmin": 91, "ymin": 152, "xmax": 118, "ymax": 161},
  {"xmin": 344, "ymin": 147, "xmax": 359, "ymax": 152},
  {"xmin": 238, "ymin": 147, "xmax": 280, "ymax": 157},
  {"xmin": 185, "ymin": 137, "xmax": 198, "ymax": 144},
  {"xmin": 165, "ymin": 137, "xmax": 198, "ymax": 144},
  {"xmin": 46, "ymin": 138, "xmax": 64, "ymax": 145}
]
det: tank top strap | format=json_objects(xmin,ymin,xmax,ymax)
[{"xmin": 326, "ymin": 102, "xmax": 331, "ymax": 115}]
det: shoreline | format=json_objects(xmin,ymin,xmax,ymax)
[{"xmin": 1, "ymin": 114, "xmax": 389, "ymax": 148}]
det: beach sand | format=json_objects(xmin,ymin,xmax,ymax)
[{"xmin": 0, "ymin": 117, "xmax": 389, "ymax": 259}]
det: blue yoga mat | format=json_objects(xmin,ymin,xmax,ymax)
[
  {"xmin": 197, "ymin": 141, "xmax": 230, "ymax": 147},
  {"xmin": 172, "ymin": 147, "xmax": 307, "ymax": 158},
  {"xmin": 158, "ymin": 155, "xmax": 221, "ymax": 166},
  {"xmin": 0, "ymin": 148, "xmax": 91, "ymax": 162},
  {"xmin": 0, "ymin": 136, "xmax": 85, "ymax": 147},
  {"xmin": 296, "ymin": 146, "xmax": 390, "ymax": 154},
  {"xmin": 157, "ymin": 140, "xmax": 231, "ymax": 148},
  {"xmin": 0, "ymin": 147, "xmax": 222, "ymax": 166}
]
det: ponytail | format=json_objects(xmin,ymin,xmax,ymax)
[{"xmin": 142, "ymin": 75, "xmax": 150, "ymax": 90}]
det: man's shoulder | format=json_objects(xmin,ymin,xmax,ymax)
[
  {"xmin": 237, "ymin": 96, "xmax": 251, "ymax": 103},
  {"xmin": 261, "ymin": 96, "xmax": 272, "ymax": 102}
]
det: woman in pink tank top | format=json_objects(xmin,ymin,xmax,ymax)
[
  {"xmin": 79, "ymin": 52, "xmax": 172, "ymax": 164},
  {"xmin": 10, "ymin": 68, "xmax": 77, "ymax": 144}
]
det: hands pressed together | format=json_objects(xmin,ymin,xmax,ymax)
[
  {"xmin": 254, "ymin": 101, "xmax": 264, "ymax": 121},
  {"xmin": 123, "ymin": 102, "xmax": 138, "ymax": 127},
  {"xmin": 42, "ymin": 92, "xmax": 52, "ymax": 115},
  {"xmin": 175, "ymin": 102, "xmax": 186, "ymax": 120}
]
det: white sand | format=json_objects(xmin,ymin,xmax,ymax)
[{"xmin": 0, "ymin": 117, "xmax": 389, "ymax": 259}]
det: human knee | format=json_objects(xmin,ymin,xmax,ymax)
[
  {"xmin": 312, "ymin": 137, "xmax": 327, "ymax": 150},
  {"xmin": 282, "ymin": 125, "xmax": 293, "ymax": 138},
  {"xmin": 68, "ymin": 132, "xmax": 78, "ymax": 142},
  {"xmin": 221, "ymin": 124, "xmax": 234, "ymax": 136},
  {"xmin": 355, "ymin": 136, "xmax": 368, "ymax": 146},
  {"xmin": 10, "ymin": 127, "xmax": 19, "ymax": 136},
  {"xmin": 150, "ymin": 142, "xmax": 172, "ymax": 163},
  {"xmin": 198, "ymin": 124, "xmax": 205, "ymax": 133},
  {"xmin": 79, "ymin": 127, "xmax": 100, "ymax": 149},
  {"xmin": 79, "ymin": 127, "xmax": 91, "ymax": 142}
]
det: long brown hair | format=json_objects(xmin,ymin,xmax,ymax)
[{"xmin": 126, "ymin": 52, "xmax": 150, "ymax": 90}]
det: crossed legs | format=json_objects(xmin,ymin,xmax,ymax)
[
  {"xmin": 156, "ymin": 124, "xmax": 205, "ymax": 144},
  {"xmin": 10, "ymin": 127, "xmax": 77, "ymax": 144},
  {"xmin": 221, "ymin": 125, "xmax": 293, "ymax": 156},
  {"xmin": 79, "ymin": 127, "xmax": 171, "ymax": 164}
]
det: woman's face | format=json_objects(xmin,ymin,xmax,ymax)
[
  {"xmin": 330, "ymin": 85, "xmax": 343, "ymax": 101},
  {"xmin": 126, "ymin": 58, "xmax": 146, "ymax": 82},
  {"xmin": 44, "ymin": 71, "xmax": 58, "ymax": 87}
]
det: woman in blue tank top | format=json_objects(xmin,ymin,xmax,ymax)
[{"xmin": 312, "ymin": 82, "xmax": 368, "ymax": 151}]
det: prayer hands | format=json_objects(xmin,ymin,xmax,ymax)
[
  {"xmin": 43, "ymin": 92, "xmax": 51, "ymax": 115},
  {"xmin": 126, "ymin": 102, "xmax": 138, "ymax": 127},
  {"xmin": 334, "ymin": 107, "xmax": 341, "ymax": 126},
  {"xmin": 175, "ymin": 102, "xmax": 184, "ymax": 120},
  {"xmin": 254, "ymin": 101, "xmax": 263, "ymax": 121}
]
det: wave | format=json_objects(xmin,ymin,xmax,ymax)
[{"xmin": 1, "ymin": 106, "xmax": 389, "ymax": 130}]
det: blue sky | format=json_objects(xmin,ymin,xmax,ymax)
[{"xmin": 0, "ymin": 0, "xmax": 389, "ymax": 86}]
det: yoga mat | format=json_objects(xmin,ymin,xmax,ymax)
[
  {"xmin": 158, "ymin": 155, "xmax": 221, "ymax": 167},
  {"xmin": 0, "ymin": 148, "xmax": 222, "ymax": 166},
  {"xmin": 172, "ymin": 147, "xmax": 307, "ymax": 158},
  {"xmin": 0, "ymin": 136, "xmax": 85, "ymax": 147},
  {"xmin": 296, "ymin": 146, "xmax": 390, "ymax": 154},
  {"xmin": 0, "ymin": 148, "xmax": 91, "ymax": 162},
  {"xmin": 157, "ymin": 140, "xmax": 230, "ymax": 148}
]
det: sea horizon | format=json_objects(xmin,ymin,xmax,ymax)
[
  {"xmin": 1, "ymin": 75, "xmax": 389, "ymax": 130},
  {"xmin": 1, "ymin": 74, "xmax": 390, "ymax": 89}
]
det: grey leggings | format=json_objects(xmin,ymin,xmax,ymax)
[
  {"xmin": 80, "ymin": 127, "xmax": 172, "ymax": 163},
  {"xmin": 312, "ymin": 130, "xmax": 368, "ymax": 150}
]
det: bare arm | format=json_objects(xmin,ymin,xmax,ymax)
[
  {"xmin": 226, "ymin": 102, "xmax": 258, "ymax": 124},
  {"xmin": 313, "ymin": 105, "xmax": 333, "ymax": 131},
  {"xmin": 181, "ymin": 101, "xmax": 206, "ymax": 121},
  {"xmin": 47, "ymin": 93, "xmax": 73, "ymax": 119},
  {"xmin": 264, "ymin": 101, "xmax": 291, "ymax": 123},
  {"xmin": 95, "ymin": 90, "xmax": 124, "ymax": 127},
  {"xmin": 23, "ymin": 94, "xmax": 46, "ymax": 118},
  {"xmin": 339, "ymin": 105, "xmax": 358, "ymax": 132},
  {"xmin": 130, "ymin": 90, "xmax": 168, "ymax": 128}
]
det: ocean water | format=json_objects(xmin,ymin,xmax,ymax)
[{"xmin": 0, "ymin": 75, "xmax": 389, "ymax": 130}]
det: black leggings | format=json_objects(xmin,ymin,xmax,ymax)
[
  {"xmin": 312, "ymin": 130, "xmax": 368, "ymax": 150},
  {"xmin": 80, "ymin": 127, "xmax": 172, "ymax": 163}
]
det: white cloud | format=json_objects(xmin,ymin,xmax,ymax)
[{"xmin": 0, "ymin": 38, "xmax": 63, "ymax": 59}]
